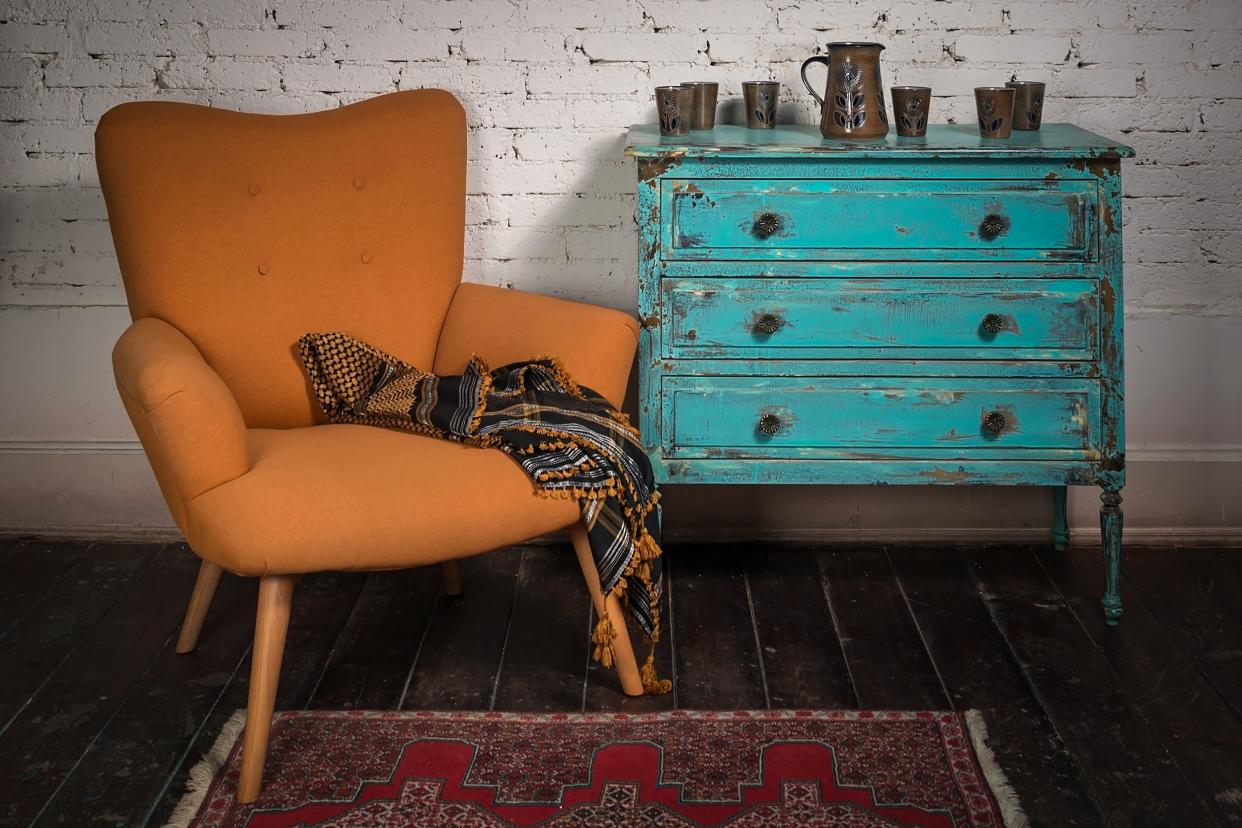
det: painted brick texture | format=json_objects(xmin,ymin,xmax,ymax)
[{"xmin": 1, "ymin": 0, "xmax": 1240, "ymax": 314}]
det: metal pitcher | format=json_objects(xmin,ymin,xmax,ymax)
[{"xmin": 801, "ymin": 42, "xmax": 889, "ymax": 139}]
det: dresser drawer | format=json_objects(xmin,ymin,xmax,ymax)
[
  {"xmin": 663, "ymin": 376, "xmax": 1098, "ymax": 458},
  {"xmin": 665, "ymin": 278, "xmax": 1098, "ymax": 360},
  {"xmin": 663, "ymin": 179, "xmax": 1097, "ymax": 262}
]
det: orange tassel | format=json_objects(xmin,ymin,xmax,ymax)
[
  {"xmin": 642, "ymin": 651, "xmax": 672, "ymax": 695},
  {"xmin": 592, "ymin": 613, "xmax": 616, "ymax": 669}
]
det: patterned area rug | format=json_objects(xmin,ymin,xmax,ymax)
[{"xmin": 167, "ymin": 710, "xmax": 1026, "ymax": 827}]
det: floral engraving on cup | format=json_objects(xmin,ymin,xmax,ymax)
[
  {"xmin": 753, "ymin": 90, "xmax": 775, "ymax": 126},
  {"xmin": 832, "ymin": 61, "xmax": 867, "ymax": 130},
  {"xmin": 899, "ymin": 96, "xmax": 927, "ymax": 133},
  {"xmin": 658, "ymin": 91, "xmax": 681, "ymax": 134},
  {"xmin": 876, "ymin": 90, "xmax": 888, "ymax": 125},
  {"xmin": 1026, "ymin": 95, "xmax": 1043, "ymax": 128},
  {"xmin": 979, "ymin": 97, "xmax": 1004, "ymax": 133}
]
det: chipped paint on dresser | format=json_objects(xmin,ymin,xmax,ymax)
[{"xmin": 627, "ymin": 122, "xmax": 1134, "ymax": 624}]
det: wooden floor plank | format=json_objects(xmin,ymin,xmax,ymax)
[
  {"xmin": 491, "ymin": 546, "xmax": 592, "ymax": 711},
  {"xmin": 1036, "ymin": 545, "xmax": 1242, "ymax": 825},
  {"xmin": 1186, "ymin": 547, "xmax": 1242, "ymax": 718},
  {"xmin": 274, "ymin": 571, "xmax": 370, "ymax": 710},
  {"xmin": 584, "ymin": 554, "xmax": 675, "ymax": 713},
  {"xmin": 0, "ymin": 542, "xmax": 161, "ymax": 734},
  {"xmin": 143, "ymin": 569, "xmax": 365, "ymax": 828},
  {"xmin": 889, "ymin": 546, "xmax": 1101, "ymax": 826},
  {"xmin": 400, "ymin": 550, "xmax": 522, "ymax": 711},
  {"xmin": 33, "ymin": 555, "xmax": 258, "ymax": 828},
  {"xmin": 816, "ymin": 546, "xmax": 948, "ymax": 710},
  {"xmin": 5, "ymin": 539, "xmax": 1238, "ymax": 828},
  {"xmin": 746, "ymin": 546, "xmax": 856, "ymax": 709},
  {"xmin": 0, "ymin": 540, "xmax": 83, "ymax": 638},
  {"xmin": 1125, "ymin": 546, "xmax": 1242, "ymax": 720},
  {"xmin": 0, "ymin": 543, "xmax": 198, "ymax": 827},
  {"xmin": 966, "ymin": 545, "xmax": 1218, "ymax": 826},
  {"xmin": 307, "ymin": 567, "xmax": 442, "ymax": 710},
  {"xmin": 670, "ymin": 545, "xmax": 767, "ymax": 709}
]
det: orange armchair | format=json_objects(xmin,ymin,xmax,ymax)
[{"xmin": 96, "ymin": 90, "xmax": 643, "ymax": 802}]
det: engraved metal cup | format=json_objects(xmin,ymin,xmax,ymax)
[
  {"xmin": 655, "ymin": 85, "xmax": 694, "ymax": 136},
  {"xmin": 742, "ymin": 81, "xmax": 780, "ymax": 129},
  {"xmin": 680, "ymin": 82, "xmax": 719, "ymax": 130},
  {"xmin": 1006, "ymin": 80, "xmax": 1045, "ymax": 130},
  {"xmin": 975, "ymin": 87, "xmax": 1015, "ymax": 138},
  {"xmin": 891, "ymin": 86, "xmax": 931, "ymax": 137}
]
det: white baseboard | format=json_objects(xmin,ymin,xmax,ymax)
[{"xmin": 1, "ymin": 443, "xmax": 1239, "ymax": 546}]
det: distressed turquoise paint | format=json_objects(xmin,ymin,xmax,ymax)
[
  {"xmin": 664, "ymin": 376, "xmax": 1097, "ymax": 455},
  {"xmin": 659, "ymin": 259, "xmax": 1095, "ymax": 280},
  {"xmin": 625, "ymin": 123, "xmax": 1136, "ymax": 160},
  {"xmin": 665, "ymin": 277, "xmax": 1098, "ymax": 360},
  {"xmin": 664, "ymin": 178, "xmax": 1097, "ymax": 262},
  {"xmin": 653, "ymin": 357, "xmax": 1100, "ymax": 379},
  {"xmin": 627, "ymin": 123, "xmax": 1131, "ymax": 622},
  {"xmin": 659, "ymin": 459, "xmax": 1106, "ymax": 487},
  {"xmin": 1051, "ymin": 486, "xmax": 1070, "ymax": 550}
]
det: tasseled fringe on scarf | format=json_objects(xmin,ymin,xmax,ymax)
[
  {"xmin": 537, "ymin": 354, "xmax": 589, "ymax": 403},
  {"xmin": 534, "ymin": 355, "xmax": 641, "ymax": 439},
  {"xmin": 466, "ymin": 355, "xmax": 495, "ymax": 436},
  {"xmin": 590, "ymin": 527, "xmax": 672, "ymax": 696},
  {"xmin": 469, "ymin": 359, "xmax": 670, "ymax": 695}
]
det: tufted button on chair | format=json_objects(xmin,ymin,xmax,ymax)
[{"xmin": 95, "ymin": 89, "xmax": 644, "ymax": 803}]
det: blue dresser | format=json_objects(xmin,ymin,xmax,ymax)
[{"xmin": 625, "ymin": 123, "xmax": 1134, "ymax": 622}]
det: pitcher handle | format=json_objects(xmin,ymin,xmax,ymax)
[{"xmin": 800, "ymin": 55, "xmax": 831, "ymax": 107}]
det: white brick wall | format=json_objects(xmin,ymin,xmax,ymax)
[
  {"xmin": 1, "ymin": 0, "xmax": 1241, "ymax": 536},
  {"xmin": 1, "ymin": 0, "xmax": 1238, "ymax": 313}
]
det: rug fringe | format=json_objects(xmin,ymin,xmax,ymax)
[
  {"xmin": 964, "ymin": 709, "xmax": 1029, "ymax": 828},
  {"xmin": 161, "ymin": 709, "xmax": 247, "ymax": 828}
]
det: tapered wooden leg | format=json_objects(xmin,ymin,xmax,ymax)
[
  {"xmin": 237, "ymin": 575, "xmax": 295, "ymax": 804},
  {"xmin": 570, "ymin": 521, "xmax": 643, "ymax": 696},
  {"xmin": 176, "ymin": 560, "xmax": 224, "ymax": 654},
  {"xmin": 440, "ymin": 560, "xmax": 463, "ymax": 597},
  {"xmin": 1100, "ymin": 487, "xmax": 1124, "ymax": 626},
  {"xmin": 1050, "ymin": 486, "xmax": 1070, "ymax": 551}
]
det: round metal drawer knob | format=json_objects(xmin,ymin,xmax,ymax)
[
  {"xmin": 982, "ymin": 410, "xmax": 1007, "ymax": 434},
  {"xmin": 754, "ymin": 313, "xmax": 784, "ymax": 334},
  {"xmin": 981, "ymin": 313, "xmax": 1005, "ymax": 334},
  {"xmin": 979, "ymin": 213, "xmax": 1010, "ymax": 241},
  {"xmin": 758, "ymin": 413, "xmax": 783, "ymax": 435},
  {"xmin": 753, "ymin": 212, "xmax": 782, "ymax": 239}
]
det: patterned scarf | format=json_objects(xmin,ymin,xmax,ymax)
[{"xmin": 298, "ymin": 332, "xmax": 670, "ymax": 695}]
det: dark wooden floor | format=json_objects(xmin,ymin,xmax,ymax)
[{"xmin": 2, "ymin": 539, "xmax": 1241, "ymax": 827}]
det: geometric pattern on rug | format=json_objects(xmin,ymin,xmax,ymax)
[{"xmin": 171, "ymin": 710, "xmax": 1023, "ymax": 828}]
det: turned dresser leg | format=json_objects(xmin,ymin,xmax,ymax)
[
  {"xmin": 1051, "ymin": 486, "xmax": 1070, "ymax": 551},
  {"xmin": 1100, "ymin": 487, "xmax": 1124, "ymax": 625}
]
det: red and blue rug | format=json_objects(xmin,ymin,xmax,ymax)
[{"xmin": 168, "ymin": 710, "xmax": 1025, "ymax": 827}]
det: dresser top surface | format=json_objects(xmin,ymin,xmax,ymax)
[{"xmin": 624, "ymin": 123, "xmax": 1134, "ymax": 160}]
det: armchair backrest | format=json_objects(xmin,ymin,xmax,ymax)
[{"xmin": 96, "ymin": 89, "xmax": 466, "ymax": 428}]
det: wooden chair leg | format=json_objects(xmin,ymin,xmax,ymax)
[
  {"xmin": 237, "ymin": 575, "xmax": 295, "ymax": 804},
  {"xmin": 176, "ymin": 560, "xmax": 224, "ymax": 654},
  {"xmin": 440, "ymin": 560, "xmax": 463, "ymax": 596},
  {"xmin": 569, "ymin": 521, "xmax": 643, "ymax": 696}
]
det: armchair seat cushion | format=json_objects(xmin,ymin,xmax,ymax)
[{"xmin": 185, "ymin": 423, "xmax": 578, "ymax": 576}]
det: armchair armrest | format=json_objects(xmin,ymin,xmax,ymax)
[
  {"xmin": 433, "ymin": 283, "xmax": 640, "ymax": 408},
  {"xmin": 113, "ymin": 318, "xmax": 250, "ymax": 522}
]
